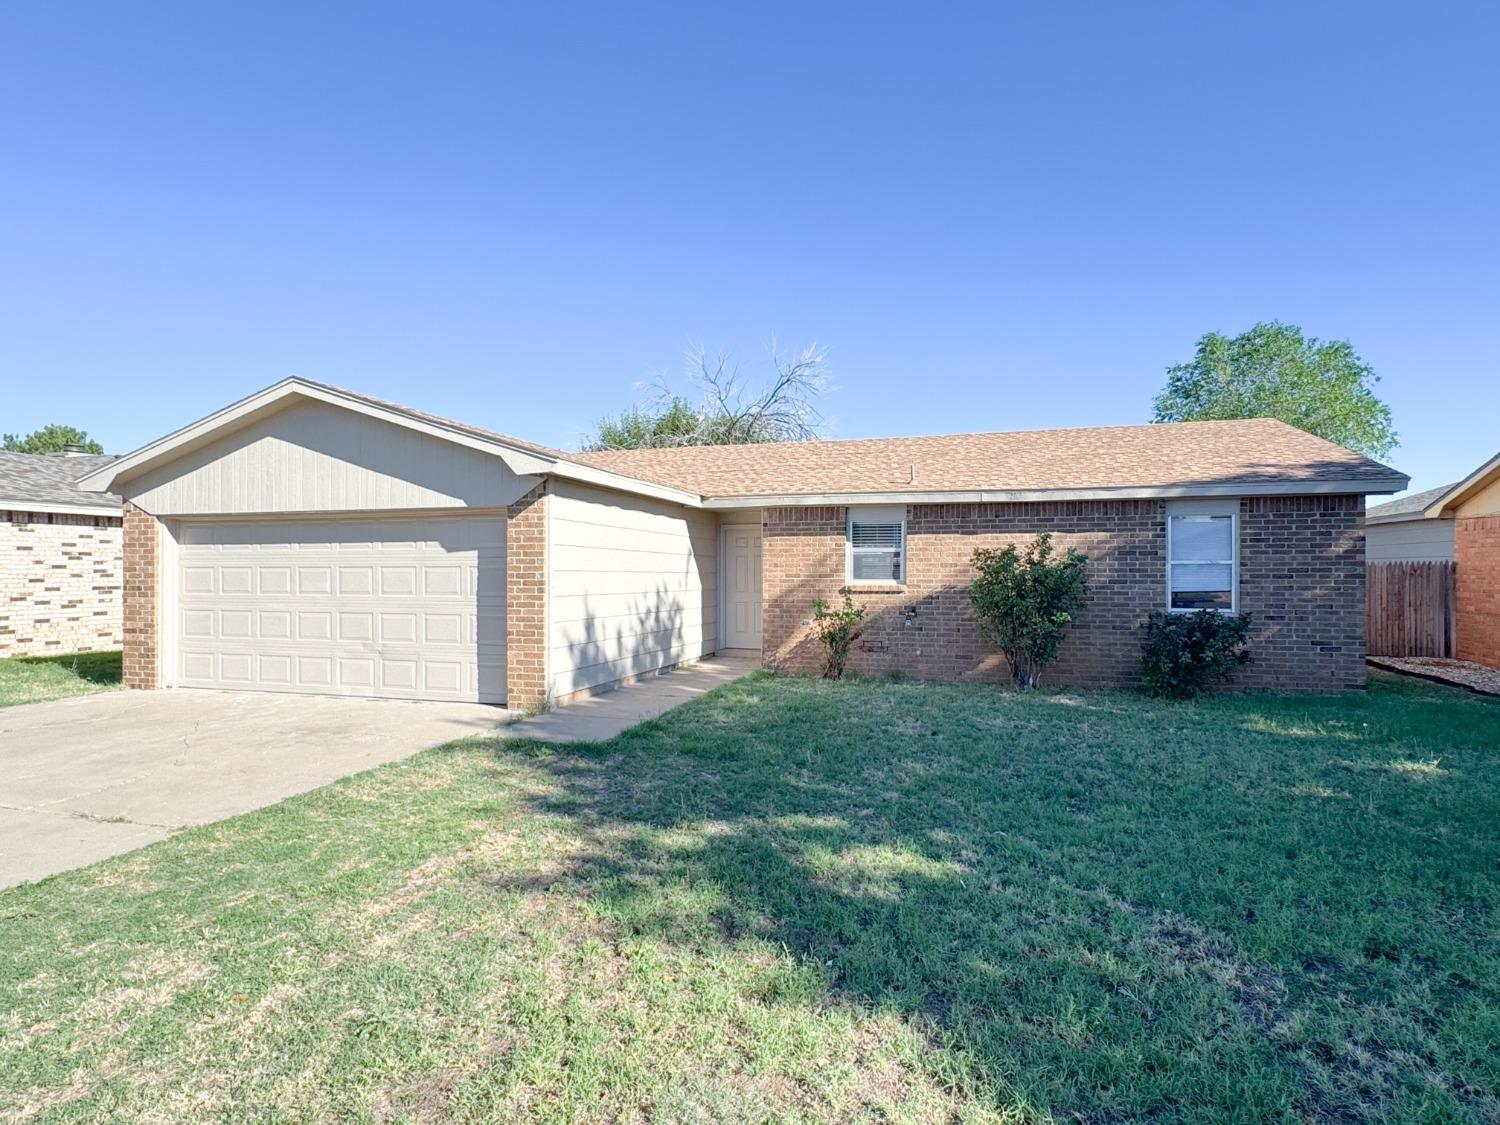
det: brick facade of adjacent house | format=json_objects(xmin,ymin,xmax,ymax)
[
  {"xmin": 0, "ymin": 510, "xmax": 123, "ymax": 657},
  {"xmin": 762, "ymin": 494, "xmax": 1366, "ymax": 692},
  {"xmin": 506, "ymin": 480, "xmax": 549, "ymax": 709},
  {"xmin": 121, "ymin": 502, "xmax": 160, "ymax": 689},
  {"xmin": 1455, "ymin": 515, "xmax": 1500, "ymax": 669}
]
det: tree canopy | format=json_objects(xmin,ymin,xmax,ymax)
[
  {"xmin": 2, "ymin": 425, "xmax": 105, "ymax": 455},
  {"xmin": 1152, "ymin": 322, "xmax": 1397, "ymax": 459},
  {"xmin": 587, "ymin": 396, "xmax": 705, "ymax": 453},
  {"xmin": 583, "ymin": 341, "xmax": 830, "ymax": 451}
]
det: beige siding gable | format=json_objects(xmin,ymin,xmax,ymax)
[
  {"xmin": 1456, "ymin": 474, "xmax": 1500, "ymax": 518},
  {"xmin": 122, "ymin": 400, "xmax": 535, "ymax": 516}
]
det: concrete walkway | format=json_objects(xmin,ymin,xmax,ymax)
[
  {"xmin": 0, "ymin": 690, "xmax": 507, "ymax": 888},
  {"xmin": 503, "ymin": 651, "xmax": 759, "ymax": 743}
]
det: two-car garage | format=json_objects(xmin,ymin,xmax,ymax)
[
  {"xmin": 173, "ymin": 517, "xmax": 506, "ymax": 704},
  {"xmin": 80, "ymin": 377, "xmax": 722, "ymax": 710}
]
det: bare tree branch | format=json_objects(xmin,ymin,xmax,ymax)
[{"xmin": 584, "ymin": 338, "xmax": 832, "ymax": 450}]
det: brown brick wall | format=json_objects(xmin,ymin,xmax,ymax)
[
  {"xmin": 1455, "ymin": 515, "xmax": 1500, "ymax": 668},
  {"xmin": 0, "ymin": 510, "xmax": 122, "ymax": 657},
  {"xmin": 121, "ymin": 502, "xmax": 160, "ymax": 689},
  {"xmin": 506, "ymin": 481, "xmax": 548, "ymax": 708},
  {"xmin": 763, "ymin": 494, "xmax": 1367, "ymax": 692},
  {"xmin": 1235, "ymin": 495, "xmax": 1366, "ymax": 691}
]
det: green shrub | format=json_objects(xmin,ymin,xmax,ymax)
[
  {"xmin": 1141, "ymin": 610, "xmax": 1253, "ymax": 699},
  {"xmin": 812, "ymin": 595, "xmax": 866, "ymax": 680},
  {"xmin": 969, "ymin": 532, "xmax": 1089, "ymax": 689}
]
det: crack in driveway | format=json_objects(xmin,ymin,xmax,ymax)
[{"xmin": 0, "ymin": 802, "xmax": 180, "ymax": 832}]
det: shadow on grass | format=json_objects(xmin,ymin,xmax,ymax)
[
  {"xmin": 491, "ymin": 672, "xmax": 1500, "ymax": 1121},
  {"xmin": 10, "ymin": 650, "xmax": 122, "ymax": 685}
]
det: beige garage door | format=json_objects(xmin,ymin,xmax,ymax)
[{"xmin": 175, "ymin": 517, "xmax": 505, "ymax": 703}]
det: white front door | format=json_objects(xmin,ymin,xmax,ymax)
[{"xmin": 720, "ymin": 524, "xmax": 763, "ymax": 650}]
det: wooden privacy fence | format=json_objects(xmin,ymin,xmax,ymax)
[{"xmin": 1366, "ymin": 561, "xmax": 1456, "ymax": 658}]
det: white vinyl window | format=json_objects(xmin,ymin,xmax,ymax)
[
  {"xmin": 847, "ymin": 507, "xmax": 905, "ymax": 584},
  {"xmin": 1167, "ymin": 501, "xmax": 1237, "ymax": 611}
]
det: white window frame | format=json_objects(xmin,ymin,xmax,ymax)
[
  {"xmin": 846, "ymin": 505, "xmax": 906, "ymax": 585},
  {"xmin": 1165, "ymin": 499, "xmax": 1238, "ymax": 613}
]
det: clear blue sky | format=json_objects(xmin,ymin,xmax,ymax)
[{"xmin": 3, "ymin": 2, "xmax": 1495, "ymax": 495}]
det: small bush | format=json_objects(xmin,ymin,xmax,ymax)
[
  {"xmin": 969, "ymin": 532, "xmax": 1089, "ymax": 689},
  {"xmin": 1141, "ymin": 610, "xmax": 1252, "ymax": 699},
  {"xmin": 812, "ymin": 595, "xmax": 866, "ymax": 680}
]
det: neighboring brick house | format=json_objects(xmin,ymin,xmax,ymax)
[
  {"xmin": 1366, "ymin": 450, "xmax": 1500, "ymax": 668},
  {"xmin": 80, "ymin": 378, "xmax": 1406, "ymax": 708},
  {"xmin": 0, "ymin": 451, "xmax": 123, "ymax": 657}
]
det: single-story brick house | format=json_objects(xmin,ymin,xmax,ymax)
[
  {"xmin": 1, "ymin": 451, "xmax": 123, "ymax": 657},
  {"xmin": 1366, "ymin": 450, "xmax": 1500, "ymax": 667},
  {"xmin": 80, "ymin": 378, "xmax": 1407, "ymax": 706}
]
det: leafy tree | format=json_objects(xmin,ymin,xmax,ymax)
[
  {"xmin": 2, "ymin": 425, "xmax": 104, "ymax": 455},
  {"xmin": 1152, "ymin": 322, "xmax": 1397, "ymax": 459},
  {"xmin": 587, "ymin": 397, "xmax": 703, "ymax": 452},
  {"xmin": 584, "ymin": 340, "xmax": 830, "ymax": 451},
  {"xmin": 811, "ymin": 594, "xmax": 866, "ymax": 679},
  {"xmin": 968, "ymin": 533, "xmax": 1088, "ymax": 690}
]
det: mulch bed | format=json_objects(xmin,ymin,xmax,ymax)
[{"xmin": 1367, "ymin": 656, "xmax": 1500, "ymax": 697}]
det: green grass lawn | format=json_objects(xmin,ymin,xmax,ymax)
[
  {"xmin": 1, "ymin": 671, "xmax": 1496, "ymax": 1123},
  {"xmin": 0, "ymin": 650, "xmax": 121, "ymax": 708}
]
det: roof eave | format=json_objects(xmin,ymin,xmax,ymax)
[
  {"xmin": 700, "ymin": 475, "xmax": 1410, "ymax": 509},
  {"xmin": 0, "ymin": 500, "xmax": 123, "ymax": 518},
  {"xmin": 1422, "ymin": 451, "xmax": 1500, "ymax": 518},
  {"xmin": 1363, "ymin": 511, "xmax": 1448, "ymax": 527},
  {"xmin": 543, "ymin": 460, "xmax": 702, "ymax": 506}
]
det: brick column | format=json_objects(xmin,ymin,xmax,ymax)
[
  {"xmin": 121, "ymin": 502, "xmax": 160, "ymax": 690},
  {"xmin": 506, "ymin": 481, "xmax": 549, "ymax": 709},
  {"xmin": 762, "ymin": 506, "xmax": 847, "ymax": 674},
  {"xmin": 1456, "ymin": 515, "xmax": 1500, "ymax": 668}
]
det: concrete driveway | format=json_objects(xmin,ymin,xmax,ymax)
[{"xmin": 0, "ymin": 690, "xmax": 508, "ymax": 889}]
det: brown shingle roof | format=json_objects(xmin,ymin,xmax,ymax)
[{"xmin": 570, "ymin": 418, "xmax": 1403, "ymax": 499}]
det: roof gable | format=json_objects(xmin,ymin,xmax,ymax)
[
  {"xmin": 1421, "ymin": 450, "xmax": 1500, "ymax": 518},
  {"xmin": 77, "ymin": 379, "xmax": 700, "ymax": 507}
]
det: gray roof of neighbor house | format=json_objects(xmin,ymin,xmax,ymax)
[
  {"xmin": 573, "ymin": 418, "xmax": 1408, "ymax": 501},
  {"xmin": 0, "ymin": 452, "xmax": 122, "ymax": 513},
  {"xmin": 1365, "ymin": 484, "xmax": 1455, "ymax": 525}
]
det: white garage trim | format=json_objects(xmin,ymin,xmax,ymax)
[{"xmin": 170, "ymin": 515, "xmax": 505, "ymax": 704}]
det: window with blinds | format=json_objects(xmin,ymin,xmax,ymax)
[
  {"xmin": 847, "ymin": 508, "xmax": 905, "ymax": 583},
  {"xmin": 1167, "ymin": 507, "xmax": 1236, "ymax": 611}
]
